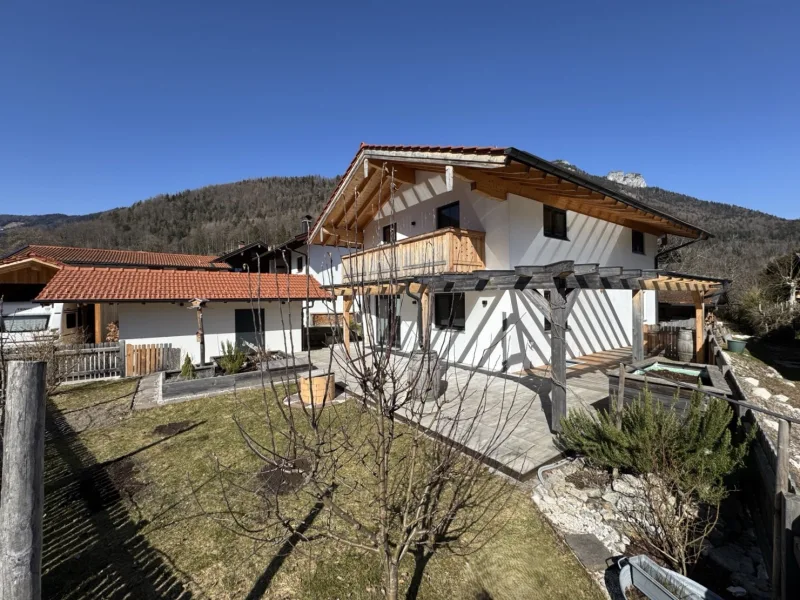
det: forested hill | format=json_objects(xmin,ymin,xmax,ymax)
[
  {"xmin": 1, "ymin": 170, "xmax": 797, "ymax": 285},
  {"xmin": 0, "ymin": 176, "xmax": 338, "ymax": 257}
]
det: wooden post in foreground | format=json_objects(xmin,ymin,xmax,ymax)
[
  {"xmin": 0, "ymin": 361, "xmax": 47, "ymax": 600},
  {"xmin": 773, "ymin": 419, "xmax": 790, "ymax": 600}
]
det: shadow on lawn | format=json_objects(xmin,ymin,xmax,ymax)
[{"xmin": 42, "ymin": 398, "xmax": 194, "ymax": 599}]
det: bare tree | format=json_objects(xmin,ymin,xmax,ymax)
[{"xmin": 198, "ymin": 167, "xmax": 536, "ymax": 599}]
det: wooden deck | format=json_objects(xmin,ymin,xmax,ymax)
[{"xmin": 516, "ymin": 346, "xmax": 633, "ymax": 379}]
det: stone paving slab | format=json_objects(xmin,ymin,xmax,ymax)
[
  {"xmin": 564, "ymin": 533, "xmax": 613, "ymax": 572},
  {"xmin": 307, "ymin": 345, "xmax": 613, "ymax": 479}
]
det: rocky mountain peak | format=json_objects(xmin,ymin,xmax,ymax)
[{"xmin": 606, "ymin": 171, "xmax": 647, "ymax": 188}]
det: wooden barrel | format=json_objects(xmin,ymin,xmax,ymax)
[
  {"xmin": 300, "ymin": 373, "xmax": 335, "ymax": 406},
  {"xmin": 677, "ymin": 329, "xmax": 694, "ymax": 362}
]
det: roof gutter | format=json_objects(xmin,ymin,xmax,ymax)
[{"xmin": 654, "ymin": 234, "xmax": 709, "ymax": 269}]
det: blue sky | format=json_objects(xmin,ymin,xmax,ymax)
[{"xmin": 1, "ymin": 1, "xmax": 798, "ymax": 218}]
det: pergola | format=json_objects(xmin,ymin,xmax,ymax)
[{"xmin": 334, "ymin": 260, "xmax": 728, "ymax": 432}]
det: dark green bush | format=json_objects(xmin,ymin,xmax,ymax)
[
  {"xmin": 559, "ymin": 389, "xmax": 752, "ymax": 505},
  {"xmin": 218, "ymin": 341, "xmax": 246, "ymax": 375}
]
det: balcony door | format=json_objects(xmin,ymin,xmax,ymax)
[{"xmin": 375, "ymin": 295, "xmax": 400, "ymax": 348}]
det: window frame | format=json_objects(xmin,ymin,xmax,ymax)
[
  {"xmin": 436, "ymin": 201, "xmax": 460, "ymax": 230},
  {"xmin": 543, "ymin": 205, "xmax": 568, "ymax": 240},
  {"xmin": 632, "ymin": 230, "xmax": 645, "ymax": 255},
  {"xmin": 1, "ymin": 314, "xmax": 50, "ymax": 333},
  {"xmin": 382, "ymin": 223, "xmax": 397, "ymax": 244},
  {"xmin": 433, "ymin": 292, "xmax": 466, "ymax": 331},
  {"xmin": 296, "ymin": 255, "xmax": 305, "ymax": 272}
]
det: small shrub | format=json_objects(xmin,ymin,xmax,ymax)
[
  {"xmin": 218, "ymin": 341, "xmax": 245, "ymax": 375},
  {"xmin": 180, "ymin": 354, "xmax": 196, "ymax": 380},
  {"xmin": 559, "ymin": 389, "xmax": 753, "ymax": 574}
]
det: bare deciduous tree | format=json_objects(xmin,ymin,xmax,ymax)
[{"xmin": 199, "ymin": 168, "xmax": 535, "ymax": 600}]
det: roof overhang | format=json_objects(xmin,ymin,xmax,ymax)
[{"xmin": 310, "ymin": 145, "xmax": 713, "ymax": 246}]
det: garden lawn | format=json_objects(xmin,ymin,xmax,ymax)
[{"xmin": 43, "ymin": 378, "xmax": 603, "ymax": 600}]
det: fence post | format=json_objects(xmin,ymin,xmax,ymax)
[
  {"xmin": 783, "ymin": 493, "xmax": 800, "ymax": 600},
  {"xmin": 774, "ymin": 419, "xmax": 790, "ymax": 600},
  {"xmin": 0, "ymin": 361, "xmax": 47, "ymax": 600},
  {"xmin": 118, "ymin": 340, "xmax": 125, "ymax": 377}
]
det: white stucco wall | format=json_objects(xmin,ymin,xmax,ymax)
[
  {"xmin": 362, "ymin": 171, "xmax": 658, "ymax": 272},
  {"xmin": 359, "ymin": 287, "xmax": 649, "ymax": 372},
  {"xmin": 117, "ymin": 301, "xmax": 303, "ymax": 363},
  {"xmin": 284, "ymin": 244, "xmax": 349, "ymax": 322}
]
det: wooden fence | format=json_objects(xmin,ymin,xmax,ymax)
[
  {"xmin": 57, "ymin": 342, "xmax": 123, "ymax": 381},
  {"xmin": 125, "ymin": 343, "xmax": 180, "ymax": 377},
  {"xmin": 643, "ymin": 324, "xmax": 693, "ymax": 360},
  {"xmin": 707, "ymin": 330, "xmax": 799, "ymax": 599}
]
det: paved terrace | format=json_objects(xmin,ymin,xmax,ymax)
[{"xmin": 306, "ymin": 345, "xmax": 631, "ymax": 480}]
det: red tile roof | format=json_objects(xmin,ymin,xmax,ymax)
[
  {"xmin": 35, "ymin": 267, "xmax": 329, "ymax": 302},
  {"xmin": 2, "ymin": 245, "xmax": 228, "ymax": 269}
]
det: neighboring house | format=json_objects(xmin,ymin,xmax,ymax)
[
  {"xmin": 250, "ymin": 233, "xmax": 351, "ymax": 326},
  {"xmin": 0, "ymin": 244, "xmax": 229, "ymax": 345},
  {"xmin": 309, "ymin": 144, "xmax": 720, "ymax": 375},
  {"xmin": 35, "ymin": 267, "xmax": 327, "ymax": 363}
]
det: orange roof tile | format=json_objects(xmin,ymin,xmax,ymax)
[
  {"xmin": 35, "ymin": 267, "xmax": 329, "ymax": 302},
  {"xmin": 3, "ymin": 245, "xmax": 228, "ymax": 269}
]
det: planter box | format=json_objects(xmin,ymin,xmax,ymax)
[
  {"xmin": 299, "ymin": 372, "xmax": 335, "ymax": 406},
  {"xmin": 160, "ymin": 355, "xmax": 313, "ymax": 404},
  {"xmin": 607, "ymin": 357, "xmax": 732, "ymax": 413}
]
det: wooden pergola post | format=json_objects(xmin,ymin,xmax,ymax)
[
  {"xmin": 420, "ymin": 289, "xmax": 431, "ymax": 349},
  {"xmin": 549, "ymin": 287, "xmax": 569, "ymax": 432},
  {"xmin": 94, "ymin": 303, "xmax": 104, "ymax": 344},
  {"xmin": 632, "ymin": 290, "xmax": 644, "ymax": 363},
  {"xmin": 691, "ymin": 290, "xmax": 705, "ymax": 363},
  {"xmin": 343, "ymin": 296, "xmax": 352, "ymax": 353}
]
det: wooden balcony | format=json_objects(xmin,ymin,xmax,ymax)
[{"xmin": 341, "ymin": 228, "xmax": 486, "ymax": 284}]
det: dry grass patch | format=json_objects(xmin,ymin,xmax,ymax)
[{"xmin": 44, "ymin": 378, "xmax": 603, "ymax": 600}]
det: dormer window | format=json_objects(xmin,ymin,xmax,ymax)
[
  {"xmin": 543, "ymin": 206, "xmax": 568, "ymax": 240},
  {"xmin": 632, "ymin": 230, "xmax": 645, "ymax": 255}
]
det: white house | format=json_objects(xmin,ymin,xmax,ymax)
[
  {"xmin": 1, "ymin": 245, "xmax": 228, "ymax": 345},
  {"xmin": 308, "ymin": 144, "xmax": 720, "ymax": 379},
  {"xmin": 220, "ymin": 235, "xmax": 352, "ymax": 328},
  {"xmin": 35, "ymin": 267, "xmax": 327, "ymax": 364}
]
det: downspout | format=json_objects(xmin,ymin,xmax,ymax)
[
  {"xmin": 654, "ymin": 234, "xmax": 708, "ymax": 270},
  {"xmin": 405, "ymin": 286, "xmax": 424, "ymax": 349}
]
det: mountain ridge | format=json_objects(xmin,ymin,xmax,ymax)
[{"xmin": 1, "ymin": 167, "xmax": 796, "ymax": 288}]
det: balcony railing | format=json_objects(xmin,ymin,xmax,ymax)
[{"xmin": 341, "ymin": 227, "xmax": 486, "ymax": 284}]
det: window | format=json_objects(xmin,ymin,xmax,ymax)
[
  {"xmin": 543, "ymin": 206, "xmax": 568, "ymax": 240},
  {"xmin": 382, "ymin": 223, "xmax": 397, "ymax": 244},
  {"xmin": 632, "ymin": 230, "xmax": 645, "ymax": 255},
  {"xmin": 1, "ymin": 315, "xmax": 49, "ymax": 333},
  {"xmin": 296, "ymin": 256, "xmax": 304, "ymax": 272},
  {"xmin": 434, "ymin": 293, "xmax": 466, "ymax": 330},
  {"xmin": 436, "ymin": 201, "xmax": 460, "ymax": 229},
  {"xmin": 65, "ymin": 311, "xmax": 78, "ymax": 329}
]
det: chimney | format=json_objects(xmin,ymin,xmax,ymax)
[
  {"xmin": 237, "ymin": 240, "xmax": 246, "ymax": 249},
  {"xmin": 301, "ymin": 215, "xmax": 313, "ymax": 235}
]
